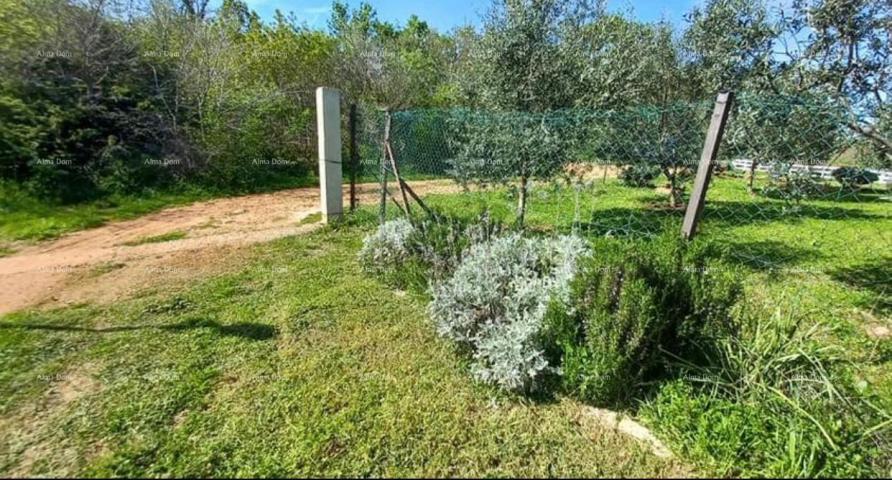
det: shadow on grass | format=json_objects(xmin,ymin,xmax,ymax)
[
  {"xmin": 720, "ymin": 240, "xmax": 821, "ymax": 271},
  {"xmin": 829, "ymin": 257, "xmax": 892, "ymax": 314},
  {"xmin": 704, "ymin": 201, "xmax": 879, "ymax": 224},
  {"xmin": 755, "ymin": 185, "xmax": 892, "ymax": 204},
  {"xmin": 810, "ymin": 188, "xmax": 892, "ymax": 204},
  {"xmin": 0, "ymin": 318, "xmax": 277, "ymax": 341},
  {"xmin": 579, "ymin": 200, "xmax": 882, "ymax": 240},
  {"xmin": 580, "ymin": 208, "xmax": 682, "ymax": 239}
]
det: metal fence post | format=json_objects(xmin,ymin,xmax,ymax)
[
  {"xmin": 379, "ymin": 110, "xmax": 391, "ymax": 224},
  {"xmin": 316, "ymin": 87, "xmax": 343, "ymax": 223},
  {"xmin": 349, "ymin": 103, "xmax": 358, "ymax": 212},
  {"xmin": 682, "ymin": 91, "xmax": 733, "ymax": 240}
]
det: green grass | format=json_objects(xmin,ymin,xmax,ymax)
[
  {"xmin": 0, "ymin": 176, "xmax": 319, "ymax": 246},
  {"xmin": 122, "ymin": 231, "xmax": 188, "ymax": 247},
  {"xmin": 412, "ymin": 175, "xmax": 892, "ymax": 476},
  {"xmin": 0, "ymin": 182, "xmax": 208, "ymax": 244},
  {"xmin": 0, "ymin": 223, "xmax": 684, "ymax": 477},
  {"xmin": 1, "ymin": 175, "xmax": 889, "ymax": 477},
  {"xmin": 298, "ymin": 212, "xmax": 323, "ymax": 225}
]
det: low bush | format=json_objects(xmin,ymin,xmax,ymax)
[
  {"xmin": 358, "ymin": 211, "xmax": 504, "ymax": 290},
  {"xmin": 618, "ymin": 163, "xmax": 661, "ymax": 187},
  {"xmin": 832, "ymin": 166, "xmax": 879, "ymax": 189},
  {"xmin": 430, "ymin": 234, "xmax": 589, "ymax": 392},
  {"xmin": 543, "ymin": 234, "xmax": 741, "ymax": 405},
  {"xmin": 762, "ymin": 163, "xmax": 825, "ymax": 205},
  {"xmin": 357, "ymin": 218, "xmax": 417, "ymax": 276},
  {"xmin": 409, "ymin": 211, "xmax": 503, "ymax": 281}
]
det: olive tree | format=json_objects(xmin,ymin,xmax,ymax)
[
  {"xmin": 574, "ymin": 12, "xmax": 681, "ymax": 108},
  {"xmin": 453, "ymin": 0, "xmax": 598, "ymax": 227},
  {"xmin": 682, "ymin": 0, "xmax": 776, "ymax": 96},
  {"xmin": 724, "ymin": 92, "xmax": 848, "ymax": 197},
  {"xmin": 758, "ymin": 0, "xmax": 892, "ymax": 168},
  {"xmin": 447, "ymin": 109, "xmax": 574, "ymax": 217}
]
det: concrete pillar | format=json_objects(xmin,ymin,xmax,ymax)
[{"xmin": 316, "ymin": 87, "xmax": 343, "ymax": 223}]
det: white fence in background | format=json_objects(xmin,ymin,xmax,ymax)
[{"xmin": 730, "ymin": 159, "xmax": 892, "ymax": 185}]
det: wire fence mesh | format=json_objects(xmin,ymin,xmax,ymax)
[{"xmin": 349, "ymin": 94, "xmax": 891, "ymax": 286}]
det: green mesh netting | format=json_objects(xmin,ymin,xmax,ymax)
[{"xmin": 350, "ymin": 94, "xmax": 890, "ymax": 281}]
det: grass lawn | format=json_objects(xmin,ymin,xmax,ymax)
[
  {"xmin": 1, "ymin": 174, "xmax": 889, "ymax": 477},
  {"xmin": 424, "ymin": 175, "xmax": 890, "ymax": 367},
  {"xmin": 419, "ymin": 174, "xmax": 892, "ymax": 476},
  {"xmin": 0, "ymin": 222, "xmax": 684, "ymax": 477}
]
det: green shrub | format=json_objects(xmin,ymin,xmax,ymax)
[
  {"xmin": 357, "ymin": 218, "xmax": 417, "ymax": 276},
  {"xmin": 762, "ymin": 163, "xmax": 824, "ymax": 205},
  {"xmin": 409, "ymin": 210, "xmax": 503, "ymax": 281},
  {"xmin": 543, "ymin": 234, "xmax": 741, "ymax": 405},
  {"xmin": 618, "ymin": 163, "xmax": 660, "ymax": 187},
  {"xmin": 430, "ymin": 234, "xmax": 589, "ymax": 392},
  {"xmin": 832, "ymin": 166, "xmax": 879, "ymax": 189},
  {"xmin": 358, "ymin": 211, "xmax": 504, "ymax": 290}
]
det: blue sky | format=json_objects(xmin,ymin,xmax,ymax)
[{"xmin": 237, "ymin": 0, "xmax": 705, "ymax": 32}]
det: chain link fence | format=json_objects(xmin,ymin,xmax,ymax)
[{"xmin": 348, "ymin": 95, "xmax": 890, "ymax": 288}]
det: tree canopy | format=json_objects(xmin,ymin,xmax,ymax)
[{"xmin": 0, "ymin": 0, "xmax": 888, "ymax": 203}]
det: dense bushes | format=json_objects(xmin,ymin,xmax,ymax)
[
  {"xmin": 832, "ymin": 166, "xmax": 879, "ymax": 189},
  {"xmin": 544, "ymin": 234, "xmax": 740, "ymax": 404},
  {"xmin": 0, "ymin": 0, "xmax": 454, "ymax": 203},
  {"xmin": 360, "ymin": 216, "xmax": 588, "ymax": 391},
  {"xmin": 358, "ymin": 214, "xmax": 888, "ymax": 476},
  {"xmin": 357, "ymin": 212, "xmax": 503, "ymax": 288},
  {"xmin": 360, "ymin": 218, "xmax": 739, "ymax": 396},
  {"xmin": 0, "ymin": 0, "xmax": 179, "ymax": 202},
  {"xmin": 618, "ymin": 163, "xmax": 661, "ymax": 187}
]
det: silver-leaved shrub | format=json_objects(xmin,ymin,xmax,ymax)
[
  {"xmin": 357, "ymin": 218, "xmax": 416, "ymax": 274},
  {"xmin": 429, "ymin": 233, "xmax": 589, "ymax": 392}
]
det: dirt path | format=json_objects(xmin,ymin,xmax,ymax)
[{"xmin": 0, "ymin": 180, "xmax": 457, "ymax": 315}]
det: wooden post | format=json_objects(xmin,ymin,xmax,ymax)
[
  {"xmin": 382, "ymin": 113, "xmax": 432, "ymax": 218},
  {"xmin": 386, "ymin": 141, "xmax": 412, "ymax": 216},
  {"xmin": 379, "ymin": 111, "xmax": 391, "ymax": 224},
  {"xmin": 349, "ymin": 103, "xmax": 358, "ymax": 212},
  {"xmin": 681, "ymin": 91, "xmax": 733, "ymax": 240},
  {"xmin": 316, "ymin": 87, "xmax": 343, "ymax": 223},
  {"xmin": 399, "ymin": 178, "xmax": 433, "ymax": 217}
]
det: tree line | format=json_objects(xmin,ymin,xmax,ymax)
[{"xmin": 0, "ymin": 0, "xmax": 888, "ymax": 203}]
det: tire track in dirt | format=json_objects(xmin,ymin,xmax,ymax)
[{"xmin": 0, "ymin": 180, "xmax": 458, "ymax": 314}]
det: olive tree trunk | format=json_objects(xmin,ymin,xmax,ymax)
[
  {"xmin": 747, "ymin": 160, "xmax": 758, "ymax": 193},
  {"xmin": 516, "ymin": 174, "xmax": 528, "ymax": 228}
]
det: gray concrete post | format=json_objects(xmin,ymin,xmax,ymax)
[{"xmin": 316, "ymin": 87, "xmax": 343, "ymax": 223}]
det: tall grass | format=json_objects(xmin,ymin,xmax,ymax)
[{"xmin": 643, "ymin": 299, "xmax": 892, "ymax": 477}]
